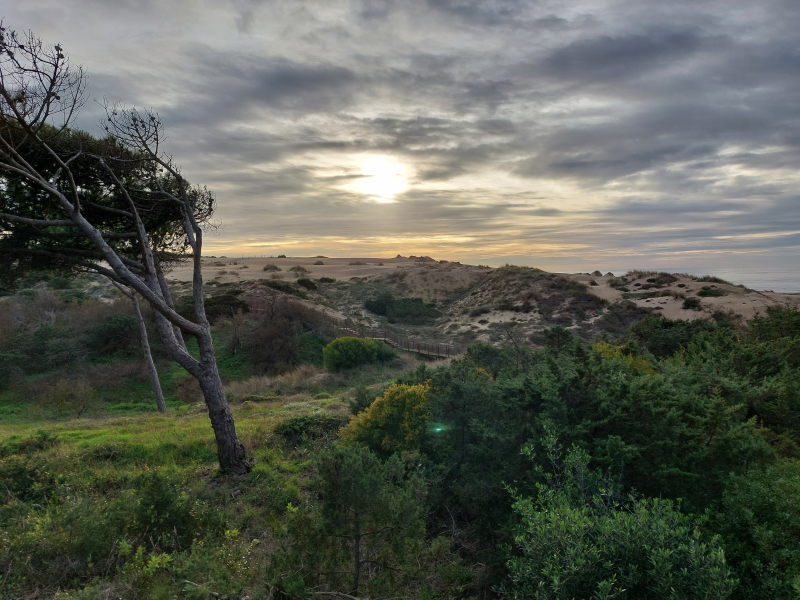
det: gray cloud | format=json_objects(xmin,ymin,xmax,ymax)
[
  {"xmin": 3, "ymin": 0, "xmax": 799, "ymax": 283},
  {"xmin": 540, "ymin": 29, "xmax": 706, "ymax": 82}
]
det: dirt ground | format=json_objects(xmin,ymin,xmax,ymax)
[
  {"xmin": 568, "ymin": 271, "xmax": 800, "ymax": 321},
  {"xmin": 169, "ymin": 255, "xmax": 415, "ymax": 284}
]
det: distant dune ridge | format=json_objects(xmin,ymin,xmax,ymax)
[{"xmin": 166, "ymin": 256, "xmax": 800, "ymax": 348}]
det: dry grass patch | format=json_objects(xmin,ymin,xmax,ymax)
[{"xmin": 226, "ymin": 365, "xmax": 338, "ymax": 400}]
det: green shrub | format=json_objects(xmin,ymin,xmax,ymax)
[
  {"xmin": 86, "ymin": 314, "xmax": 138, "ymax": 356},
  {"xmin": 596, "ymin": 301, "xmax": 652, "ymax": 334},
  {"xmin": 179, "ymin": 292, "xmax": 249, "ymax": 323},
  {"xmin": 263, "ymin": 264, "xmax": 282, "ymax": 272},
  {"xmin": 696, "ymin": 275, "xmax": 731, "ymax": 284},
  {"xmin": 365, "ymin": 292, "xmax": 392, "ymax": 315},
  {"xmin": 1, "ymin": 430, "xmax": 59, "ymax": 457},
  {"xmin": 642, "ymin": 273, "xmax": 678, "ymax": 287},
  {"xmin": 262, "ymin": 279, "xmax": 308, "ymax": 299},
  {"xmin": 712, "ymin": 460, "xmax": 800, "ymax": 599},
  {"xmin": 18, "ymin": 323, "xmax": 87, "ymax": 371},
  {"xmin": 45, "ymin": 274, "xmax": 74, "ymax": 289},
  {"xmin": 204, "ymin": 293, "xmax": 250, "ymax": 322},
  {"xmin": 0, "ymin": 496, "xmax": 128, "ymax": 590},
  {"xmin": 698, "ymin": 285, "xmax": 727, "ymax": 297},
  {"xmin": 683, "ymin": 297, "xmax": 703, "ymax": 310},
  {"xmin": 386, "ymin": 297, "xmax": 440, "ymax": 324},
  {"xmin": 318, "ymin": 277, "xmax": 335, "ymax": 283},
  {"xmin": 129, "ymin": 471, "xmax": 222, "ymax": 550},
  {"xmin": 0, "ymin": 455, "xmax": 59, "ymax": 502},
  {"xmin": 297, "ymin": 278, "xmax": 317, "ymax": 290},
  {"xmin": 365, "ymin": 292, "xmax": 440, "ymax": 324},
  {"xmin": 322, "ymin": 337, "xmax": 394, "ymax": 371},
  {"xmin": 469, "ymin": 306, "xmax": 491, "ymax": 317},
  {"xmin": 341, "ymin": 383, "xmax": 431, "ymax": 455},
  {"xmin": 242, "ymin": 317, "xmax": 299, "ymax": 373},
  {"xmin": 295, "ymin": 331, "xmax": 326, "ymax": 366},
  {"xmin": 269, "ymin": 445, "xmax": 427, "ymax": 597},
  {"xmin": 34, "ymin": 377, "xmax": 98, "ymax": 418},
  {"xmin": 348, "ymin": 385, "xmax": 376, "ymax": 414},
  {"xmin": 507, "ymin": 447, "xmax": 736, "ymax": 600},
  {"xmin": 274, "ymin": 414, "xmax": 349, "ymax": 446}
]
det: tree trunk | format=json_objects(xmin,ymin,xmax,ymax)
[
  {"xmin": 352, "ymin": 515, "xmax": 362, "ymax": 596},
  {"xmin": 132, "ymin": 294, "xmax": 167, "ymax": 413},
  {"xmin": 196, "ymin": 329, "xmax": 249, "ymax": 474}
]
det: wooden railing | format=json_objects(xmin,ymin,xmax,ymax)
[
  {"xmin": 321, "ymin": 317, "xmax": 460, "ymax": 359},
  {"xmin": 250, "ymin": 293, "xmax": 462, "ymax": 359}
]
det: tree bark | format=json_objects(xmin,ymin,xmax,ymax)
[
  {"xmin": 0, "ymin": 30, "xmax": 250, "ymax": 475},
  {"xmin": 132, "ymin": 294, "xmax": 167, "ymax": 413},
  {"xmin": 196, "ymin": 329, "xmax": 249, "ymax": 474}
]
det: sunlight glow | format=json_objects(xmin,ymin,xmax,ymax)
[{"xmin": 346, "ymin": 155, "xmax": 410, "ymax": 203}]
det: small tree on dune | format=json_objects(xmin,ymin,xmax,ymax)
[{"xmin": 0, "ymin": 23, "xmax": 249, "ymax": 473}]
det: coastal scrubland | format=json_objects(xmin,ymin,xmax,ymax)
[{"xmin": 2, "ymin": 267, "xmax": 800, "ymax": 599}]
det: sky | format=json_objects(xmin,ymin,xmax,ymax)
[{"xmin": 4, "ymin": 0, "xmax": 800, "ymax": 285}]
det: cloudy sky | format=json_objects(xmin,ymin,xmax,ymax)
[{"xmin": 5, "ymin": 1, "xmax": 800, "ymax": 284}]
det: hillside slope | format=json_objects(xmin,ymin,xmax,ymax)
[{"xmin": 169, "ymin": 256, "xmax": 800, "ymax": 347}]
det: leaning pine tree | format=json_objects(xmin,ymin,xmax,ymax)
[{"xmin": 0, "ymin": 23, "xmax": 249, "ymax": 473}]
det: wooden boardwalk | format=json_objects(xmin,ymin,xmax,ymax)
[
  {"xmin": 250, "ymin": 292, "xmax": 462, "ymax": 359},
  {"xmin": 328, "ymin": 320, "xmax": 459, "ymax": 359}
]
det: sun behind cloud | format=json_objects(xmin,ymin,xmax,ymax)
[{"xmin": 346, "ymin": 154, "xmax": 410, "ymax": 203}]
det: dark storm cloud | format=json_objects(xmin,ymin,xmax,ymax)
[
  {"xmin": 162, "ymin": 48, "xmax": 359, "ymax": 126},
  {"xmin": 424, "ymin": 0, "xmax": 532, "ymax": 26},
  {"xmin": 541, "ymin": 28, "xmax": 705, "ymax": 82}
]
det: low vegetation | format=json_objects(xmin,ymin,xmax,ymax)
[
  {"xmin": 322, "ymin": 336, "xmax": 395, "ymax": 371},
  {"xmin": 364, "ymin": 291, "xmax": 441, "ymax": 325},
  {"xmin": 2, "ymin": 271, "xmax": 800, "ymax": 599}
]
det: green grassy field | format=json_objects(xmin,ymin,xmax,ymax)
[{"xmin": 0, "ymin": 320, "xmax": 416, "ymax": 599}]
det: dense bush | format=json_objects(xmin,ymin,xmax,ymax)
[
  {"xmin": 698, "ymin": 285, "xmax": 727, "ymax": 297},
  {"xmin": 341, "ymin": 383, "xmax": 430, "ymax": 455},
  {"xmin": 347, "ymin": 385, "xmax": 376, "ymax": 414},
  {"xmin": 683, "ymin": 296, "xmax": 702, "ymax": 310},
  {"xmin": 364, "ymin": 291, "xmax": 440, "ymax": 324},
  {"xmin": 625, "ymin": 315, "xmax": 716, "ymax": 358},
  {"xmin": 86, "ymin": 314, "xmax": 138, "ymax": 356},
  {"xmin": 34, "ymin": 377, "xmax": 98, "ymax": 417},
  {"xmin": 262, "ymin": 279, "xmax": 308, "ymax": 298},
  {"xmin": 203, "ymin": 293, "xmax": 250, "ymax": 322},
  {"xmin": 242, "ymin": 316, "xmax": 299, "ymax": 373},
  {"xmin": 507, "ymin": 445, "xmax": 735, "ymax": 599},
  {"xmin": 595, "ymin": 301, "xmax": 651, "ymax": 334},
  {"xmin": 268, "ymin": 445, "xmax": 428, "ymax": 597},
  {"xmin": 179, "ymin": 292, "xmax": 249, "ymax": 323},
  {"xmin": 322, "ymin": 336, "xmax": 394, "ymax": 371},
  {"xmin": 274, "ymin": 414, "xmax": 349, "ymax": 447},
  {"xmin": 3, "ymin": 272, "xmax": 800, "ymax": 599},
  {"xmin": 296, "ymin": 277, "xmax": 317, "ymax": 290}
]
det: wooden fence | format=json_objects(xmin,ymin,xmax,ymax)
[{"xmin": 318, "ymin": 316, "xmax": 461, "ymax": 359}]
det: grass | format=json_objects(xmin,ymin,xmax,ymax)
[
  {"xmin": 0, "ymin": 390, "xmax": 335, "ymax": 597},
  {"xmin": 0, "ymin": 277, "xmax": 428, "ymax": 596}
]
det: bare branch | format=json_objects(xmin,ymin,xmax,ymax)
[
  {"xmin": 0, "ymin": 22, "xmax": 250, "ymax": 474},
  {"xmin": 0, "ymin": 212, "xmax": 73, "ymax": 226}
]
